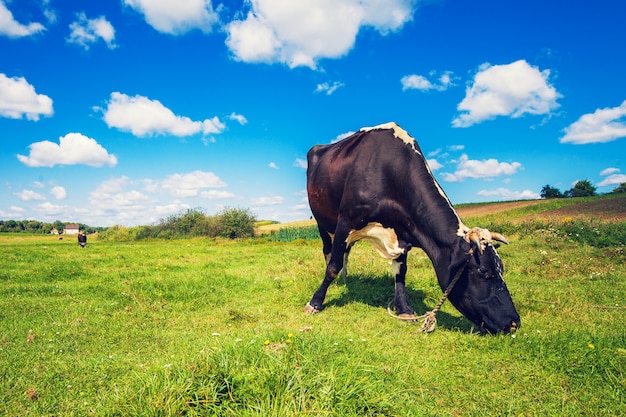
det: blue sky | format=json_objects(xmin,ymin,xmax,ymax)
[{"xmin": 1, "ymin": 0, "xmax": 625, "ymax": 227}]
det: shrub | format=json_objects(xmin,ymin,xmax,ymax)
[{"xmin": 216, "ymin": 207, "xmax": 256, "ymax": 239}]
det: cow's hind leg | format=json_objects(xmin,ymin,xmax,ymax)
[
  {"xmin": 305, "ymin": 221, "xmax": 351, "ymax": 314},
  {"xmin": 392, "ymin": 253, "xmax": 415, "ymax": 318}
]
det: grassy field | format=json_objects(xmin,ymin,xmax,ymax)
[{"xmin": 1, "ymin": 195, "xmax": 625, "ymax": 416}]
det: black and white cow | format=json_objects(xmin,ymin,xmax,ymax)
[
  {"xmin": 305, "ymin": 122, "xmax": 520, "ymax": 335},
  {"xmin": 78, "ymin": 232, "xmax": 87, "ymax": 248}
]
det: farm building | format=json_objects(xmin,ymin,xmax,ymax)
[{"xmin": 63, "ymin": 224, "xmax": 80, "ymax": 235}]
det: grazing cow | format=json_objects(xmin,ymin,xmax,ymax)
[
  {"xmin": 78, "ymin": 232, "xmax": 87, "ymax": 248},
  {"xmin": 305, "ymin": 122, "xmax": 520, "ymax": 335}
]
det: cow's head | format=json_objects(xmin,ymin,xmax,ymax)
[{"xmin": 446, "ymin": 228, "xmax": 520, "ymax": 335}]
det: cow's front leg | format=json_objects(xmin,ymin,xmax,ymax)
[
  {"xmin": 305, "ymin": 223, "xmax": 350, "ymax": 314},
  {"xmin": 392, "ymin": 253, "xmax": 415, "ymax": 318}
]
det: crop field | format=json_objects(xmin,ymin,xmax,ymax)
[{"xmin": 1, "ymin": 195, "xmax": 625, "ymax": 416}]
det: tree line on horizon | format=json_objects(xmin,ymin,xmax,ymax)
[
  {"xmin": 0, "ymin": 220, "xmax": 103, "ymax": 234},
  {"xmin": 0, "ymin": 207, "xmax": 257, "ymax": 240},
  {"xmin": 2, "ymin": 182, "xmax": 625, "ymax": 235},
  {"xmin": 540, "ymin": 180, "xmax": 626, "ymax": 199}
]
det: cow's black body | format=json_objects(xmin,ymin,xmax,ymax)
[
  {"xmin": 78, "ymin": 233, "xmax": 87, "ymax": 248},
  {"xmin": 306, "ymin": 122, "xmax": 520, "ymax": 334}
]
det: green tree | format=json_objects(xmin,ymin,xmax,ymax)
[
  {"xmin": 567, "ymin": 179, "xmax": 597, "ymax": 197},
  {"xmin": 217, "ymin": 207, "xmax": 256, "ymax": 239},
  {"xmin": 540, "ymin": 184, "xmax": 563, "ymax": 199},
  {"xmin": 611, "ymin": 182, "xmax": 626, "ymax": 194}
]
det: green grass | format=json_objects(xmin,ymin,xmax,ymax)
[
  {"xmin": 267, "ymin": 225, "xmax": 320, "ymax": 242},
  {"xmin": 1, "ymin": 227, "xmax": 624, "ymax": 416}
]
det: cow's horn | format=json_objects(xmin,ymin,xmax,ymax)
[
  {"xmin": 490, "ymin": 232, "xmax": 509, "ymax": 245},
  {"xmin": 468, "ymin": 232, "xmax": 482, "ymax": 254}
]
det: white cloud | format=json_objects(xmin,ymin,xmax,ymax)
[
  {"xmin": 17, "ymin": 132, "xmax": 118, "ymax": 168},
  {"xmin": 448, "ymin": 144, "xmax": 464, "ymax": 151},
  {"xmin": 452, "ymin": 60, "xmax": 561, "ymax": 127},
  {"xmin": 333, "ymin": 131, "xmax": 356, "ymax": 143},
  {"xmin": 269, "ymin": 162, "xmax": 279, "ymax": 169},
  {"xmin": 0, "ymin": 205, "xmax": 25, "ymax": 218},
  {"xmin": 477, "ymin": 188, "xmax": 540, "ymax": 200},
  {"xmin": 598, "ymin": 174, "xmax": 626, "ymax": 187},
  {"xmin": 102, "ymin": 92, "xmax": 225, "ymax": 137},
  {"xmin": 427, "ymin": 148, "xmax": 441, "ymax": 158},
  {"xmin": 401, "ymin": 75, "xmax": 433, "ymax": 91},
  {"xmin": 0, "ymin": 74, "xmax": 53, "ymax": 120},
  {"xmin": 600, "ymin": 167, "xmax": 620, "ymax": 176},
  {"xmin": 315, "ymin": 81, "xmax": 344, "ymax": 95},
  {"xmin": 124, "ymin": 0, "xmax": 218, "ymax": 35},
  {"xmin": 199, "ymin": 190, "xmax": 235, "ymax": 200},
  {"xmin": 226, "ymin": 0, "xmax": 417, "ymax": 69},
  {"xmin": 50, "ymin": 186, "xmax": 67, "ymax": 200},
  {"xmin": 90, "ymin": 177, "xmax": 153, "ymax": 213},
  {"xmin": 294, "ymin": 158, "xmax": 307, "ymax": 169},
  {"xmin": 560, "ymin": 100, "xmax": 626, "ymax": 144},
  {"xmin": 229, "ymin": 112, "xmax": 248, "ymax": 125},
  {"xmin": 67, "ymin": 13, "xmax": 117, "ymax": 50},
  {"xmin": 0, "ymin": 1, "xmax": 45, "ymax": 38},
  {"xmin": 162, "ymin": 170, "xmax": 227, "ymax": 197},
  {"xmin": 34, "ymin": 201, "xmax": 68, "ymax": 218},
  {"xmin": 442, "ymin": 154, "xmax": 522, "ymax": 182},
  {"xmin": 15, "ymin": 189, "xmax": 46, "ymax": 201},
  {"xmin": 401, "ymin": 71, "xmax": 456, "ymax": 92},
  {"xmin": 89, "ymin": 181, "xmax": 154, "ymax": 223},
  {"xmin": 250, "ymin": 195, "xmax": 284, "ymax": 206},
  {"xmin": 427, "ymin": 159, "xmax": 443, "ymax": 171}
]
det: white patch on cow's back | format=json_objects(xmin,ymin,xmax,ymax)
[
  {"xmin": 360, "ymin": 122, "xmax": 422, "ymax": 156},
  {"xmin": 346, "ymin": 222, "xmax": 405, "ymax": 260}
]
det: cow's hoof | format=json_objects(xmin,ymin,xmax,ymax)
[
  {"xmin": 304, "ymin": 303, "xmax": 321, "ymax": 314},
  {"xmin": 397, "ymin": 313, "xmax": 418, "ymax": 322}
]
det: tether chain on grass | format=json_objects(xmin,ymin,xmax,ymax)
[{"xmin": 387, "ymin": 254, "xmax": 472, "ymax": 333}]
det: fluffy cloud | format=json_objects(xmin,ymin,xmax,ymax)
[
  {"xmin": 162, "ymin": 170, "xmax": 228, "ymax": 197},
  {"xmin": 427, "ymin": 159, "xmax": 443, "ymax": 171},
  {"xmin": 401, "ymin": 71, "xmax": 456, "ymax": 92},
  {"xmin": 17, "ymin": 133, "xmax": 118, "ymax": 167},
  {"xmin": 67, "ymin": 13, "xmax": 117, "ymax": 50},
  {"xmin": 124, "ymin": 0, "xmax": 218, "ymax": 34},
  {"xmin": 315, "ymin": 81, "xmax": 345, "ymax": 95},
  {"xmin": 89, "ymin": 178, "xmax": 157, "ymax": 225},
  {"xmin": 560, "ymin": 100, "xmax": 626, "ymax": 144},
  {"xmin": 102, "ymin": 92, "xmax": 225, "ymax": 137},
  {"xmin": 229, "ymin": 112, "xmax": 248, "ymax": 125},
  {"xmin": 0, "ymin": 74, "xmax": 53, "ymax": 120},
  {"xmin": 453, "ymin": 60, "xmax": 561, "ymax": 127},
  {"xmin": 226, "ymin": 0, "xmax": 417, "ymax": 69},
  {"xmin": 0, "ymin": 0, "xmax": 45, "ymax": 37},
  {"xmin": 15, "ymin": 189, "xmax": 46, "ymax": 201},
  {"xmin": 600, "ymin": 167, "xmax": 620, "ymax": 176},
  {"xmin": 442, "ymin": 154, "xmax": 522, "ymax": 182},
  {"xmin": 199, "ymin": 190, "xmax": 235, "ymax": 200},
  {"xmin": 50, "ymin": 186, "xmax": 67, "ymax": 200},
  {"xmin": 250, "ymin": 195, "xmax": 284, "ymax": 206},
  {"xmin": 598, "ymin": 168, "xmax": 626, "ymax": 187},
  {"xmin": 598, "ymin": 174, "xmax": 626, "ymax": 187},
  {"xmin": 477, "ymin": 188, "xmax": 540, "ymax": 200}
]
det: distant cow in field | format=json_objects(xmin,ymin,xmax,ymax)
[
  {"xmin": 78, "ymin": 233, "xmax": 87, "ymax": 248},
  {"xmin": 305, "ymin": 122, "xmax": 520, "ymax": 335}
]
